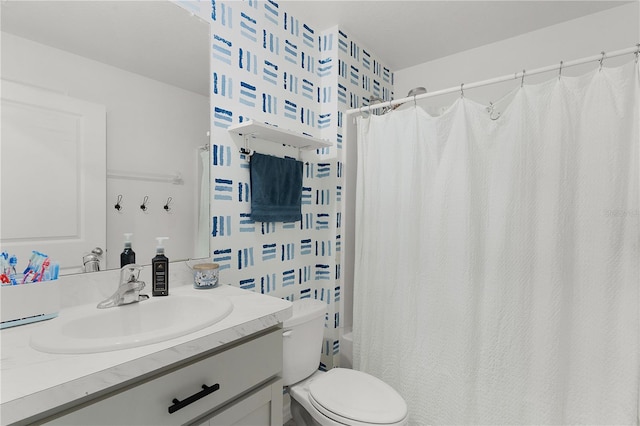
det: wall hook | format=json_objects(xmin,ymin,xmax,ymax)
[
  {"xmin": 140, "ymin": 196, "xmax": 149, "ymax": 212},
  {"xmin": 163, "ymin": 197, "xmax": 173, "ymax": 213},
  {"xmin": 114, "ymin": 194, "xmax": 123, "ymax": 212}
]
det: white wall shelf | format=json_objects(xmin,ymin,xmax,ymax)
[
  {"xmin": 227, "ymin": 120, "xmax": 332, "ymax": 151},
  {"xmin": 107, "ymin": 169, "xmax": 184, "ymax": 185}
]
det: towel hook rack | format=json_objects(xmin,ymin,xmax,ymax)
[
  {"xmin": 163, "ymin": 197, "xmax": 173, "ymax": 213},
  {"xmin": 140, "ymin": 196, "xmax": 149, "ymax": 212}
]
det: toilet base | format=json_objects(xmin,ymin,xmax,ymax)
[{"xmin": 291, "ymin": 396, "xmax": 322, "ymax": 426}]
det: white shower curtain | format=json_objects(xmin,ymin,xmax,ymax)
[
  {"xmin": 197, "ymin": 148, "xmax": 210, "ymax": 258},
  {"xmin": 354, "ymin": 61, "xmax": 639, "ymax": 425}
]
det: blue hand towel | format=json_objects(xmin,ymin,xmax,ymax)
[{"xmin": 250, "ymin": 153, "xmax": 303, "ymax": 222}]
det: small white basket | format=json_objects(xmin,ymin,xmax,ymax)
[{"xmin": 1, "ymin": 280, "xmax": 60, "ymax": 329}]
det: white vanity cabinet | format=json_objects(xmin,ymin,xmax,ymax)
[{"xmin": 43, "ymin": 328, "xmax": 283, "ymax": 426}]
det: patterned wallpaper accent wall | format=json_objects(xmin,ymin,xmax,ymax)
[{"xmin": 208, "ymin": 0, "xmax": 393, "ymax": 370}]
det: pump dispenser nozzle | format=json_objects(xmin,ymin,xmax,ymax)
[{"xmin": 155, "ymin": 237, "xmax": 169, "ymax": 254}]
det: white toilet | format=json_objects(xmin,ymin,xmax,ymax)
[{"xmin": 283, "ymin": 299, "xmax": 408, "ymax": 426}]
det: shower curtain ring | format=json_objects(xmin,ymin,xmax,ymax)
[
  {"xmin": 487, "ymin": 102, "xmax": 501, "ymax": 121},
  {"xmin": 558, "ymin": 61, "xmax": 563, "ymax": 80},
  {"xmin": 521, "ymin": 70, "xmax": 526, "ymax": 88},
  {"xmin": 635, "ymin": 44, "xmax": 639, "ymax": 63},
  {"xmin": 599, "ymin": 51, "xmax": 605, "ymax": 71},
  {"xmin": 460, "ymin": 83, "xmax": 464, "ymax": 98}
]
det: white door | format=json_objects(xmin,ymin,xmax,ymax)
[{"xmin": 0, "ymin": 80, "xmax": 106, "ymax": 273}]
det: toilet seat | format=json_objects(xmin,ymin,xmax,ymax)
[{"xmin": 306, "ymin": 369, "xmax": 408, "ymax": 426}]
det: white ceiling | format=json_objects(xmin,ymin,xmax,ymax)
[
  {"xmin": 1, "ymin": 1, "xmax": 631, "ymax": 96},
  {"xmin": 1, "ymin": 1, "xmax": 211, "ymax": 96},
  {"xmin": 280, "ymin": 0, "xmax": 632, "ymax": 70}
]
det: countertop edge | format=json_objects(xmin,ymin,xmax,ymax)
[{"xmin": 1, "ymin": 287, "xmax": 292, "ymax": 425}]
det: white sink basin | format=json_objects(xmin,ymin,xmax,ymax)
[{"xmin": 30, "ymin": 293, "xmax": 233, "ymax": 354}]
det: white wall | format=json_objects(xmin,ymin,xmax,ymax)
[
  {"xmin": 208, "ymin": 0, "xmax": 392, "ymax": 370},
  {"xmin": 1, "ymin": 33, "xmax": 210, "ymax": 269},
  {"xmin": 395, "ymin": 3, "xmax": 639, "ymax": 114}
]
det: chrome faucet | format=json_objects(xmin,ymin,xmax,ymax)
[
  {"xmin": 83, "ymin": 247, "xmax": 103, "ymax": 273},
  {"xmin": 97, "ymin": 264, "xmax": 149, "ymax": 309}
]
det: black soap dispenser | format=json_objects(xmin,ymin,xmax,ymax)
[
  {"xmin": 152, "ymin": 237, "xmax": 169, "ymax": 297},
  {"xmin": 120, "ymin": 233, "xmax": 136, "ymax": 268}
]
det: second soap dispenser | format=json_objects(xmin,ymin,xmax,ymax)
[
  {"xmin": 120, "ymin": 233, "xmax": 136, "ymax": 268},
  {"xmin": 152, "ymin": 237, "xmax": 169, "ymax": 297}
]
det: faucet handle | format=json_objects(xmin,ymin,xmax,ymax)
[
  {"xmin": 97, "ymin": 264, "xmax": 147, "ymax": 309},
  {"xmin": 120, "ymin": 264, "xmax": 142, "ymax": 283}
]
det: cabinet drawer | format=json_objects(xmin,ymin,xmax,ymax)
[
  {"xmin": 46, "ymin": 328, "xmax": 283, "ymax": 426},
  {"xmin": 200, "ymin": 378, "xmax": 283, "ymax": 426}
]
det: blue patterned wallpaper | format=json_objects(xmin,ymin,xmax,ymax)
[{"xmin": 207, "ymin": 0, "xmax": 393, "ymax": 369}]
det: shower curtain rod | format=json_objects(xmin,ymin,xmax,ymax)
[{"xmin": 346, "ymin": 44, "xmax": 640, "ymax": 115}]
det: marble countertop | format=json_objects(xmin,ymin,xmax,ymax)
[{"xmin": 0, "ymin": 284, "xmax": 292, "ymax": 425}]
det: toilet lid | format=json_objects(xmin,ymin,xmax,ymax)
[{"xmin": 308, "ymin": 369, "xmax": 407, "ymax": 425}]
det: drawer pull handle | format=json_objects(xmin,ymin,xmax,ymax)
[{"xmin": 168, "ymin": 383, "xmax": 220, "ymax": 414}]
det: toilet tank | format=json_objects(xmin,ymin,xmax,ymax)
[{"xmin": 282, "ymin": 298, "xmax": 326, "ymax": 386}]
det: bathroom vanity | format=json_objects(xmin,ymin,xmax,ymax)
[{"xmin": 0, "ymin": 283, "xmax": 292, "ymax": 425}]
